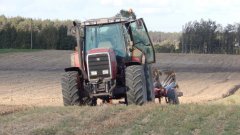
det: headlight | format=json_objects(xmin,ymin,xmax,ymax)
[
  {"xmin": 91, "ymin": 71, "xmax": 97, "ymax": 76},
  {"xmin": 102, "ymin": 69, "xmax": 109, "ymax": 75}
]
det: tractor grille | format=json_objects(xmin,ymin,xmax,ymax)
[{"xmin": 87, "ymin": 53, "xmax": 111, "ymax": 80}]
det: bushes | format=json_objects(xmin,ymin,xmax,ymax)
[{"xmin": 154, "ymin": 40, "xmax": 180, "ymax": 53}]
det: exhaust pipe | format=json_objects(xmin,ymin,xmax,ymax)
[{"xmin": 73, "ymin": 21, "xmax": 88, "ymax": 79}]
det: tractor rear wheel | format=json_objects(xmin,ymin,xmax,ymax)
[
  {"xmin": 166, "ymin": 88, "xmax": 179, "ymax": 104},
  {"xmin": 61, "ymin": 71, "xmax": 94, "ymax": 106},
  {"xmin": 125, "ymin": 65, "xmax": 147, "ymax": 105}
]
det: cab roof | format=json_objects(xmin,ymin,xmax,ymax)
[{"xmin": 82, "ymin": 17, "xmax": 134, "ymax": 26}]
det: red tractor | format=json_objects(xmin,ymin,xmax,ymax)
[{"xmin": 61, "ymin": 17, "xmax": 181, "ymax": 106}]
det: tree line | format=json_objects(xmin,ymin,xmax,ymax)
[
  {"xmin": 181, "ymin": 19, "xmax": 240, "ymax": 54},
  {"xmin": 0, "ymin": 14, "xmax": 179, "ymax": 52},
  {"xmin": 0, "ymin": 15, "xmax": 76, "ymax": 50},
  {"xmin": 1, "ymin": 14, "xmax": 240, "ymax": 54}
]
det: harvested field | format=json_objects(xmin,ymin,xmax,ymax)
[
  {"xmin": 0, "ymin": 50, "xmax": 70, "ymax": 106},
  {"xmin": 0, "ymin": 50, "xmax": 240, "ymax": 106},
  {"xmin": 1, "ymin": 50, "xmax": 240, "ymax": 135},
  {"xmin": 155, "ymin": 53, "xmax": 240, "ymax": 103}
]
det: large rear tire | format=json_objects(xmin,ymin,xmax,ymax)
[
  {"xmin": 125, "ymin": 65, "xmax": 147, "ymax": 105},
  {"xmin": 61, "ymin": 71, "xmax": 94, "ymax": 106}
]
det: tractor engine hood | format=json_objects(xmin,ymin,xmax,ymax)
[{"xmin": 86, "ymin": 48, "xmax": 117, "ymax": 82}]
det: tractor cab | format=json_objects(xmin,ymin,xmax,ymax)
[{"xmin": 72, "ymin": 17, "xmax": 155, "ymax": 65}]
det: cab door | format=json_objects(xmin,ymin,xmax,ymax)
[{"xmin": 129, "ymin": 18, "xmax": 155, "ymax": 63}]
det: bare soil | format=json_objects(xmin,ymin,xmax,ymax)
[
  {"xmin": 0, "ymin": 51, "xmax": 239, "ymax": 107},
  {"xmin": 0, "ymin": 50, "xmax": 70, "ymax": 106},
  {"xmin": 155, "ymin": 53, "xmax": 240, "ymax": 103}
]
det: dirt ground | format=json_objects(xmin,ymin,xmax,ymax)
[
  {"xmin": 0, "ymin": 50, "xmax": 239, "ymax": 107},
  {"xmin": 155, "ymin": 53, "xmax": 240, "ymax": 103}
]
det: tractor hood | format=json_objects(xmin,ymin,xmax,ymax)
[{"xmin": 86, "ymin": 48, "xmax": 117, "ymax": 82}]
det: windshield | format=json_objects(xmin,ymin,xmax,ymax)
[{"xmin": 85, "ymin": 23, "xmax": 126, "ymax": 57}]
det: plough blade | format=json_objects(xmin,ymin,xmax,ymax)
[{"xmin": 152, "ymin": 68, "xmax": 183, "ymax": 104}]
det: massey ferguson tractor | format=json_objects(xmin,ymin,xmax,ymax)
[{"xmin": 61, "ymin": 16, "xmax": 182, "ymax": 106}]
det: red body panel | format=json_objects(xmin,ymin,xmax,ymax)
[
  {"xmin": 131, "ymin": 56, "xmax": 141, "ymax": 63},
  {"xmin": 88, "ymin": 48, "xmax": 117, "ymax": 80},
  {"xmin": 74, "ymin": 51, "xmax": 80, "ymax": 67},
  {"xmin": 131, "ymin": 49, "xmax": 143, "ymax": 63}
]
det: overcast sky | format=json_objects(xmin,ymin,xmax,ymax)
[{"xmin": 1, "ymin": 0, "xmax": 240, "ymax": 32}]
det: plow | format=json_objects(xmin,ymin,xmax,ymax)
[
  {"xmin": 153, "ymin": 69, "xmax": 183, "ymax": 104},
  {"xmin": 61, "ymin": 13, "xmax": 183, "ymax": 106}
]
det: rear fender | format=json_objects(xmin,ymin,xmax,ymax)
[
  {"xmin": 125, "ymin": 62, "xmax": 141, "ymax": 67},
  {"xmin": 64, "ymin": 67, "xmax": 82, "ymax": 77}
]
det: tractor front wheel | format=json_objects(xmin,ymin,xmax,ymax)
[
  {"xmin": 125, "ymin": 65, "xmax": 147, "ymax": 105},
  {"xmin": 61, "ymin": 71, "xmax": 94, "ymax": 106}
]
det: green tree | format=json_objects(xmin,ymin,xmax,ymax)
[{"xmin": 41, "ymin": 25, "xmax": 58, "ymax": 49}]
